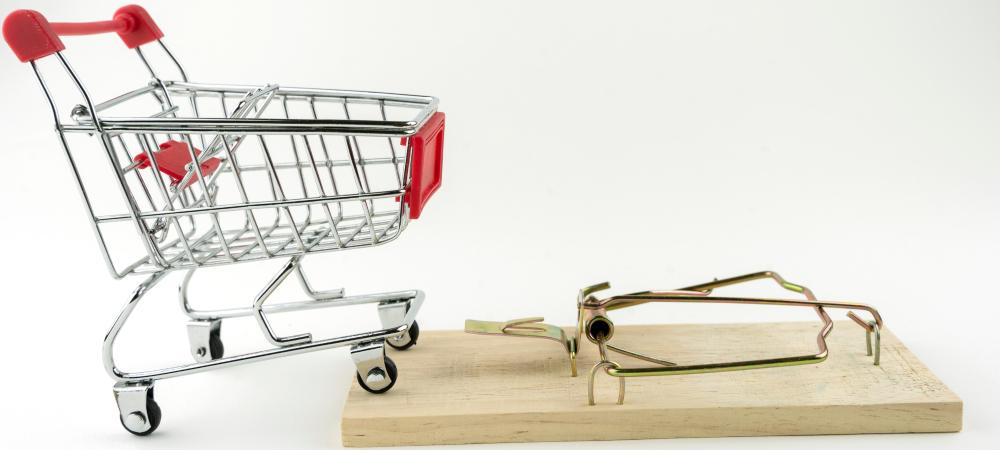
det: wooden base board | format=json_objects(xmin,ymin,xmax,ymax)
[{"xmin": 342, "ymin": 321, "xmax": 961, "ymax": 447}]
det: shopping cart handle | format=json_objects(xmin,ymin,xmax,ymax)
[{"xmin": 3, "ymin": 5, "xmax": 162, "ymax": 63}]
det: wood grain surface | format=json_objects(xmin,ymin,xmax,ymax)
[{"xmin": 341, "ymin": 321, "xmax": 961, "ymax": 447}]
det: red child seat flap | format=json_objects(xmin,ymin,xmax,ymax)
[{"xmin": 133, "ymin": 140, "xmax": 221, "ymax": 188}]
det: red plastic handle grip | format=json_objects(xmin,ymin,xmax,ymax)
[
  {"xmin": 3, "ymin": 5, "xmax": 162, "ymax": 63},
  {"xmin": 50, "ymin": 19, "xmax": 130, "ymax": 36}
]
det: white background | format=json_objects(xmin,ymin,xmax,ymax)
[{"xmin": 1, "ymin": 0, "xmax": 997, "ymax": 448}]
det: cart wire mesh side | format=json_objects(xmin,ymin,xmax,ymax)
[{"xmin": 83, "ymin": 80, "xmax": 442, "ymax": 277}]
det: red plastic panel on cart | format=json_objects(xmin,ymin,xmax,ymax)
[
  {"xmin": 111, "ymin": 5, "xmax": 163, "ymax": 49},
  {"xmin": 3, "ymin": 10, "xmax": 65, "ymax": 62},
  {"xmin": 133, "ymin": 140, "xmax": 221, "ymax": 188},
  {"xmin": 404, "ymin": 112, "xmax": 445, "ymax": 219}
]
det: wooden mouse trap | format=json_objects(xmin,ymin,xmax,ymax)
[{"xmin": 341, "ymin": 272, "xmax": 961, "ymax": 447}]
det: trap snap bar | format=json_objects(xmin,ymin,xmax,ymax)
[{"xmin": 467, "ymin": 271, "xmax": 883, "ymax": 405}]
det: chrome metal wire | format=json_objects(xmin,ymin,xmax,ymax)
[{"xmin": 34, "ymin": 40, "xmax": 437, "ymax": 278}]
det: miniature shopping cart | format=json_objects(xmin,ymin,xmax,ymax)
[{"xmin": 4, "ymin": 5, "xmax": 444, "ymax": 435}]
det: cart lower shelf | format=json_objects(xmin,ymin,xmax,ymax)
[{"xmin": 341, "ymin": 321, "xmax": 961, "ymax": 447}]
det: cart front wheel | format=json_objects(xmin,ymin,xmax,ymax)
[
  {"xmin": 116, "ymin": 385, "xmax": 162, "ymax": 436},
  {"xmin": 356, "ymin": 356, "xmax": 398, "ymax": 394},
  {"xmin": 387, "ymin": 321, "xmax": 420, "ymax": 351}
]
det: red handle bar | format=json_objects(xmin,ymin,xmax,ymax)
[
  {"xmin": 3, "ymin": 4, "xmax": 162, "ymax": 63},
  {"xmin": 51, "ymin": 19, "xmax": 131, "ymax": 36}
]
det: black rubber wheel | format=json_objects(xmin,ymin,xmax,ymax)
[
  {"xmin": 121, "ymin": 389, "xmax": 162, "ymax": 436},
  {"xmin": 387, "ymin": 321, "xmax": 419, "ymax": 351},
  {"xmin": 356, "ymin": 356, "xmax": 398, "ymax": 394},
  {"xmin": 208, "ymin": 327, "xmax": 225, "ymax": 360}
]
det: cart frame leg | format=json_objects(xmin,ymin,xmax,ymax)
[
  {"xmin": 178, "ymin": 255, "xmax": 349, "ymax": 323},
  {"xmin": 252, "ymin": 256, "xmax": 314, "ymax": 347},
  {"xmin": 103, "ymin": 267, "xmax": 422, "ymax": 383},
  {"xmin": 101, "ymin": 261, "xmax": 423, "ymax": 434}
]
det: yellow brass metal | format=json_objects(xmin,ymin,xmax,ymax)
[
  {"xmin": 466, "ymin": 271, "xmax": 885, "ymax": 406},
  {"xmin": 464, "ymin": 317, "xmax": 578, "ymax": 376},
  {"xmin": 588, "ymin": 360, "xmax": 624, "ymax": 405}
]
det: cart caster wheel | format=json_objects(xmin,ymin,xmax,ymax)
[
  {"xmin": 387, "ymin": 321, "xmax": 419, "ymax": 351},
  {"xmin": 114, "ymin": 383, "xmax": 162, "ymax": 436},
  {"xmin": 188, "ymin": 319, "xmax": 224, "ymax": 362},
  {"xmin": 121, "ymin": 396, "xmax": 161, "ymax": 436},
  {"xmin": 207, "ymin": 329, "xmax": 224, "ymax": 360},
  {"xmin": 356, "ymin": 356, "xmax": 398, "ymax": 394}
]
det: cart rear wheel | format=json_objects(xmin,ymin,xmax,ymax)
[
  {"xmin": 208, "ymin": 328, "xmax": 225, "ymax": 360},
  {"xmin": 356, "ymin": 356, "xmax": 398, "ymax": 394},
  {"xmin": 188, "ymin": 320, "xmax": 224, "ymax": 362},
  {"xmin": 119, "ymin": 389, "xmax": 162, "ymax": 436},
  {"xmin": 387, "ymin": 321, "xmax": 419, "ymax": 351}
]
